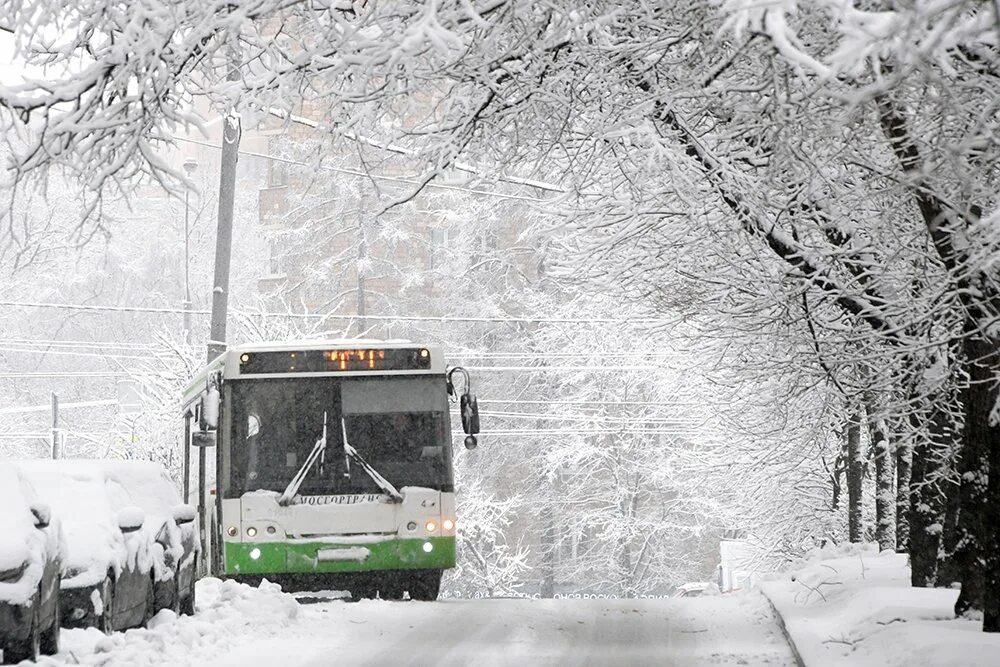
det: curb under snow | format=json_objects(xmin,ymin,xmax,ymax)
[{"xmin": 759, "ymin": 586, "xmax": 806, "ymax": 667}]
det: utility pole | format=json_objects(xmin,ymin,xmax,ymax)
[
  {"xmin": 206, "ymin": 76, "xmax": 241, "ymax": 364},
  {"xmin": 201, "ymin": 49, "xmax": 240, "ymax": 577},
  {"xmin": 183, "ymin": 158, "xmax": 198, "ymax": 345},
  {"xmin": 357, "ymin": 238, "xmax": 367, "ymax": 318},
  {"xmin": 50, "ymin": 392, "xmax": 60, "ymax": 459}
]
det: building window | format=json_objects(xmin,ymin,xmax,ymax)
[
  {"xmin": 268, "ymin": 160, "xmax": 288, "ymax": 187},
  {"xmin": 428, "ymin": 227, "xmax": 453, "ymax": 271},
  {"xmin": 267, "ymin": 238, "xmax": 287, "ymax": 276}
]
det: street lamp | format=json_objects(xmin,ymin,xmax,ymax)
[{"xmin": 182, "ymin": 158, "xmax": 198, "ymax": 344}]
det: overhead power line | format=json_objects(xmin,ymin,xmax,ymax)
[
  {"xmin": 466, "ymin": 410, "xmax": 702, "ymax": 425},
  {"xmin": 477, "ymin": 428, "xmax": 691, "ymax": 437},
  {"xmin": 175, "ymin": 135, "xmax": 549, "ymax": 204},
  {"xmin": 0, "ymin": 338, "xmax": 163, "ymax": 350},
  {"xmin": 0, "ymin": 400, "xmax": 118, "ymax": 415},
  {"xmin": 0, "ymin": 300, "xmax": 678, "ymax": 325},
  {"xmin": 0, "ymin": 300, "xmax": 211, "ymax": 315},
  {"xmin": 0, "ymin": 372, "xmax": 129, "ymax": 379},
  {"xmin": 465, "ymin": 366, "xmax": 670, "ymax": 372},
  {"xmin": 0, "ymin": 340, "xmax": 685, "ymax": 360},
  {"xmin": 0, "ymin": 346, "xmax": 166, "ymax": 361},
  {"xmin": 265, "ymin": 108, "xmax": 570, "ymax": 195},
  {"xmin": 478, "ymin": 400, "xmax": 700, "ymax": 406},
  {"xmin": 0, "ymin": 431, "xmax": 134, "ymax": 440},
  {"xmin": 453, "ymin": 352, "xmax": 680, "ymax": 358}
]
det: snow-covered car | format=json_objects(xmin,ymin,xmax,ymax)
[
  {"xmin": 17, "ymin": 460, "xmax": 162, "ymax": 633},
  {"xmin": 99, "ymin": 461, "xmax": 199, "ymax": 615},
  {"xmin": 0, "ymin": 463, "xmax": 63, "ymax": 665}
]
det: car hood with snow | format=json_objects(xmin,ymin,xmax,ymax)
[{"xmin": 16, "ymin": 460, "xmax": 153, "ymax": 589}]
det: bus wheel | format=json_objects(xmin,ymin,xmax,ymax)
[
  {"xmin": 350, "ymin": 584, "xmax": 376, "ymax": 602},
  {"xmin": 379, "ymin": 581, "xmax": 404, "ymax": 601},
  {"xmin": 408, "ymin": 572, "xmax": 441, "ymax": 602}
]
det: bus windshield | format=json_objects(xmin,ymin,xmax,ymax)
[{"xmin": 224, "ymin": 376, "xmax": 453, "ymax": 498}]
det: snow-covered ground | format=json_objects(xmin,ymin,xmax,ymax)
[
  {"xmin": 33, "ymin": 579, "xmax": 299, "ymax": 666},
  {"xmin": 19, "ymin": 545, "xmax": 1000, "ymax": 666},
  {"xmin": 761, "ymin": 543, "xmax": 1000, "ymax": 667},
  {"xmin": 24, "ymin": 579, "xmax": 795, "ymax": 666}
]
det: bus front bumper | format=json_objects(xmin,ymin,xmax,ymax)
[{"xmin": 224, "ymin": 536, "xmax": 456, "ymax": 575}]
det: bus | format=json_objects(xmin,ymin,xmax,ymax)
[{"xmin": 180, "ymin": 340, "xmax": 480, "ymax": 601}]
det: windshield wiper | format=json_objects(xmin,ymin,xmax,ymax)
[
  {"xmin": 341, "ymin": 418, "xmax": 403, "ymax": 503},
  {"xmin": 278, "ymin": 412, "xmax": 328, "ymax": 506}
]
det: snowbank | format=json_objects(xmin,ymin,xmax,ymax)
[
  {"xmin": 37, "ymin": 578, "xmax": 300, "ymax": 666},
  {"xmin": 760, "ymin": 543, "xmax": 1000, "ymax": 666}
]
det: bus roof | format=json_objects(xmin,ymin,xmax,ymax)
[{"xmin": 181, "ymin": 339, "xmax": 446, "ymax": 410}]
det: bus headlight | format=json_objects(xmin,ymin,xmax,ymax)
[
  {"xmin": 250, "ymin": 548, "xmax": 261, "ymax": 560},
  {"xmin": 442, "ymin": 519, "xmax": 455, "ymax": 531},
  {"xmin": 425, "ymin": 520, "xmax": 437, "ymax": 533},
  {"xmin": 227, "ymin": 526, "xmax": 238, "ymax": 538},
  {"xmin": 422, "ymin": 542, "xmax": 433, "ymax": 553},
  {"xmin": 246, "ymin": 527, "xmax": 257, "ymax": 537}
]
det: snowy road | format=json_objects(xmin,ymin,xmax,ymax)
[
  {"xmin": 218, "ymin": 596, "xmax": 796, "ymax": 667},
  {"xmin": 36, "ymin": 580, "xmax": 796, "ymax": 666}
]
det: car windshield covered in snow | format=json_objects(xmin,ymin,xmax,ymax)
[{"xmin": 224, "ymin": 376, "xmax": 453, "ymax": 498}]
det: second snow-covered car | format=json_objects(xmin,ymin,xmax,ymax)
[
  {"xmin": 100, "ymin": 461, "xmax": 198, "ymax": 615},
  {"xmin": 18, "ymin": 460, "xmax": 161, "ymax": 633},
  {"xmin": 0, "ymin": 463, "xmax": 63, "ymax": 665}
]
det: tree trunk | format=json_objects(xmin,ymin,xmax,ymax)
[
  {"xmin": 951, "ymin": 333, "xmax": 1000, "ymax": 630},
  {"xmin": 867, "ymin": 400, "xmax": 895, "ymax": 551},
  {"xmin": 983, "ymin": 376, "xmax": 1000, "ymax": 631},
  {"xmin": 908, "ymin": 431, "xmax": 940, "ymax": 587},
  {"xmin": 847, "ymin": 412, "xmax": 864, "ymax": 543},
  {"xmin": 872, "ymin": 427, "xmax": 895, "ymax": 551},
  {"xmin": 895, "ymin": 437, "xmax": 912, "ymax": 553},
  {"xmin": 908, "ymin": 403, "xmax": 953, "ymax": 588},
  {"xmin": 937, "ymin": 437, "xmax": 962, "ymax": 587},
  {"xmin": 539, "ymin": 510, "xmax": 556, "ymax": 599},
  {"xmin": 830, "ymin": 453, "xmax": 844, "ymax": 511},
  {"xmin": 953, "ymin": 334, "xmax": 995, "ymax": 619},
  {"xmin": 876, "ymin": 85, "xmax": 1000, "ymax": 628}
]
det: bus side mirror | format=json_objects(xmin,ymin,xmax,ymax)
[
  {"xmin": 464, "ymin": 435, "xmax": 478, "ymax": 450},
  {"xmin": 199, "ymin": 386, "xmax": 220, "ymax": 431},
  {"xmin": 460, "ymin": 393, "xmax": 480, "ymax": 435},
  {"xmin": 192, "ymin": 431, "xmax": 217, "ymax": 448}
]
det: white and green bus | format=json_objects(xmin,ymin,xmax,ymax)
[{"xmin": 181, "ymin": 340, "xmax": 480, "ymax": 601}]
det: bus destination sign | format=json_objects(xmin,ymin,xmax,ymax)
[{"xmin": 238, "ymin": 348, "xmax": 432, "ymax": 374}]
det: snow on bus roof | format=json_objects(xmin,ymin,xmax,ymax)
[{"xmin": 231, "ymin": 339, "xmax": 425, "ymax": 352}]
